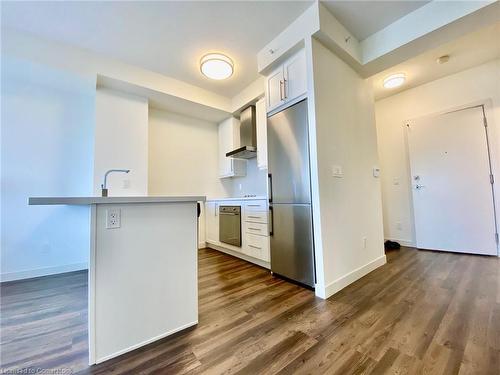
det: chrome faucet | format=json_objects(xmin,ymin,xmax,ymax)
[{"xmin": 101, "ymin": 169, "xmax": 130, "ymax": 197}]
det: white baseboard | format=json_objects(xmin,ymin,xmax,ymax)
[
  {"xmin": 316, "ymin": 255, "xmax": 387, "ymax": 299},
  {"xmin": 94, "ymin": 320, "xmax": 198, "ymax": 365},
  {"xmin": 385, "ymin": 238, "xmax": 415, "ymax": 247},
  {"xmin": 206, "ymin": 242, "xmax": 270, "ymax": 269},
  {"xmin": 198, "ymin": 241, "xmax": 206, "ymax": 249},
  {"xmin": 0, "ymin": 262, "xmax": 88, "ymax": 282}
]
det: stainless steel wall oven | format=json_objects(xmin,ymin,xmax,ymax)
[{"xmin": 219, "ymin": 206, "xmax": 241, "ymax": 247}]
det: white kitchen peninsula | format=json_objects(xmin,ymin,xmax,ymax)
[{"xmin": 28, "ymin": 196, "xmax": 204, "ymax": 365}]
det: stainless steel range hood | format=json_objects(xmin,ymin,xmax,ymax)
[{"xmin": 226, "ymin": 105, "xmax": 257, "ymax": 159}]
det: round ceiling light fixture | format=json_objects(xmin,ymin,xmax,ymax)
[
  {"xmin": 383, "ymin": 73, "xmax": 406, "ymax": 89},
  {"xmin": 200, "ymin": 53, "xmax": 234, "ymax": 80},
  {"xmin": 436, "ymin": 55, "xmax": 450, "ymax": 64}
]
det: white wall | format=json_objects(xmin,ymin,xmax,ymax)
[
  {"xmin": 1, "ymin": 56, "xmax": 94, "ymax": 281},
  {"xmin": 94, "ymin": 88, "xmax": 149, "ymax": 196},
  {"xmin": 309, "ymin": 38, "xmax": 386, "ymax": 298},
  {"xmin": 148, "ymin": 109, "xmax": 233, "ymax": 246},
  {"xmin": 148, "ymin": 109, "xmax": 230, "ymax": 198},
  {"xmin": 148, "ymin": 108, "xmax": 267, "ymax": 198},
  {"xmin": 375, "ymin": 60, "xmax": 500, "ymax": 246}
]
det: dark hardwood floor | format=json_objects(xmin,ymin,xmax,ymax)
[{"xmin": 1, "ymin": 247, "xmax": 499, "ymax": 374}]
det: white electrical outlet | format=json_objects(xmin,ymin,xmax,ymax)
[{"xmin": 106, "ymin": 208, "xmax": 121, "ymax": 229}]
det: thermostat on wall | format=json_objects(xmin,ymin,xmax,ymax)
[{"xmin": 332, "ymin": 165, "xmax": 343, "ymax": 178}]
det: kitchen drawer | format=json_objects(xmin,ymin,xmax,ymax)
[
  {"xmin": 243, "ymin": 221, "xmax": 269, "ymax": 237},
  {"xmin": 244, "ymin": 200, "xmax": 267, "ymax": 211},
  {"xmin": 244, "ymin": 211, "xmax": 268, "ymax": 224},
  {"xmin": 246, "ymin": 233, "xmax": 270, "ymax": 262}
]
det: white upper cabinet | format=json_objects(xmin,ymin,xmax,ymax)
[
  {"xmin": 218, "ymin": 117, "xmax": 246, "ymax": 178},
  {"xmin": 266, "ymin": 66, "xmax": 285, "ymax": 113},
  {"xmin": 283, "ymin": 49, "xmax": 307, "ymax": 102},
  {"xmin": 255, "ymin": 98, "xmax": 268, "ymax": 170},
  {"xmin": 265, "ymin": 49, "xmax": 307, "ymax": 114}
]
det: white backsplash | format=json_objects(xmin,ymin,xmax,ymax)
[{"xmin": 227, "ymin": 158, "xmax": 267, "ymax": 197}]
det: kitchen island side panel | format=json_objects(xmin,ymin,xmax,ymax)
[{"xmin": 91, "ymin": 202, "xmax": 198, "ymax": 363}]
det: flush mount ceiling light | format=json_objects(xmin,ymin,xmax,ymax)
[
  {"xmin": 200, "ymin": 53, "xmax": 234, "ymax": 80},
  {"xmin": 436, "ymin": 55, "xmax": 450, "ymax": 64},
  {"xmin": 383, "ymin": 73, "xmax": 406, "ymax": 89}
]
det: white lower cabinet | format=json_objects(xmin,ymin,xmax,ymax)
[
  {"xmin": 245, "ymin": 233, "xmax": 270, "ymax": 262},
  {"xmin": 205, "ymin": 199, "xmax": 270, "ymax": 265},
  {"xmin": 243, "ymin": 211, "xmax": 268, "ymax": 224},
  {"xmin": 243, "ymin": 221, "xmax": 268, "ymax": 236},
  {"xmin": 242, "ymin": 201, "xmax": 270, "ymax": 263},
  {"xmin": 205, "ymin": 201, "xmax": 219, "ymax": 244}
]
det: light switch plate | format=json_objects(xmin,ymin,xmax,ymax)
[
  {"xmin": 332, "ymin": 165, "xmax": 343, "ymax": 178},
  {"xmin": 106, "ymin": 208, "xmax": 121, "ymax": 229},
  {"xmin": 373, "ymin": 167, "xmax": 380, "ymax": 178}
]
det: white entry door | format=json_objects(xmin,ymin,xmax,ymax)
[{"xmin": 407, "ymin": 106, "xmax": 498, "ymax": 255}]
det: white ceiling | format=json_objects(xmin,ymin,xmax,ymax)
[
  {"xmin": 1, "ymin": 1, "xmax": 312, "ymax": 98},
  {"xmin": 3, "ymin": 1, "xmax": 489, "ymax": 101},
  {"xmin": 322, "ymin": 1, "xmax": 430, "ymax": 40},
  {"xmin": 370, "ymin": 22, "xmax": 500, "ymax": 100}
]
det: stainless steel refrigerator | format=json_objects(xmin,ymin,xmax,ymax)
[{"xmin": 267, "ymin": 99, "xmax": 315, "ymax": 288}]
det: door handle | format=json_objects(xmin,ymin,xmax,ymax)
[
  {"xmin": 269, "ymin": 206, "xmax": 274, "ymax": 236},
  {"xmin": 268, "ymin": 173, "xmax": 273, "ymax": 203},
  {"xmin": 415, "ymin": 184, "xmax": 425, "ymax": 190}
]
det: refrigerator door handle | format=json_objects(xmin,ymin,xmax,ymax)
[
  {"xmin": 269, "ymin": 206, "xmax": 274, "ymax": 236},
  {"xmin": 268, "ymin": 173, "xmax": 273, "ymax": 203}
]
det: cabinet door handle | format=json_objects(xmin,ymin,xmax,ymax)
[
  {"xmin": 247, "ymin": 204, "xmax": 260, "ymax": 207},
  {"xmin": 279, "ymin": 80, "xmax": 284, "ymax": 101},
  {"xmin": 247, "ymin": 215, "xmax": 261, "ymax": 219},
  {"xmin": 249, "ymin": 245, "xmax": 262, "ymax": 250},
  {"xmin": 248, "ymin": 227, "xmax": 260, "ymax": 231},
  {"xmin": 283, "ymin": 78, "xmax": 287, "ymax": 99}
]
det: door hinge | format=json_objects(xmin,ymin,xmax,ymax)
[
  {"xmin": 483, "ymin": 116, "xmax": 488, "ymax": 128},
  {"xmin": 490, "ymin": 174, "xmax": 495, "ymax": 184}
]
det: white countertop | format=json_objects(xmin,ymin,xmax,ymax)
[
  {"xmin": 206, "ymin": 196, "xmax": 267, "ymax": 202},
  {"xmin": 29, "ymin": 196, "xmax": 206, "ymax": 205}
]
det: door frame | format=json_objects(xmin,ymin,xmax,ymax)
[{"xmin": 403, "ymin": 99, "xmax": 499, "ymax": 256}]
